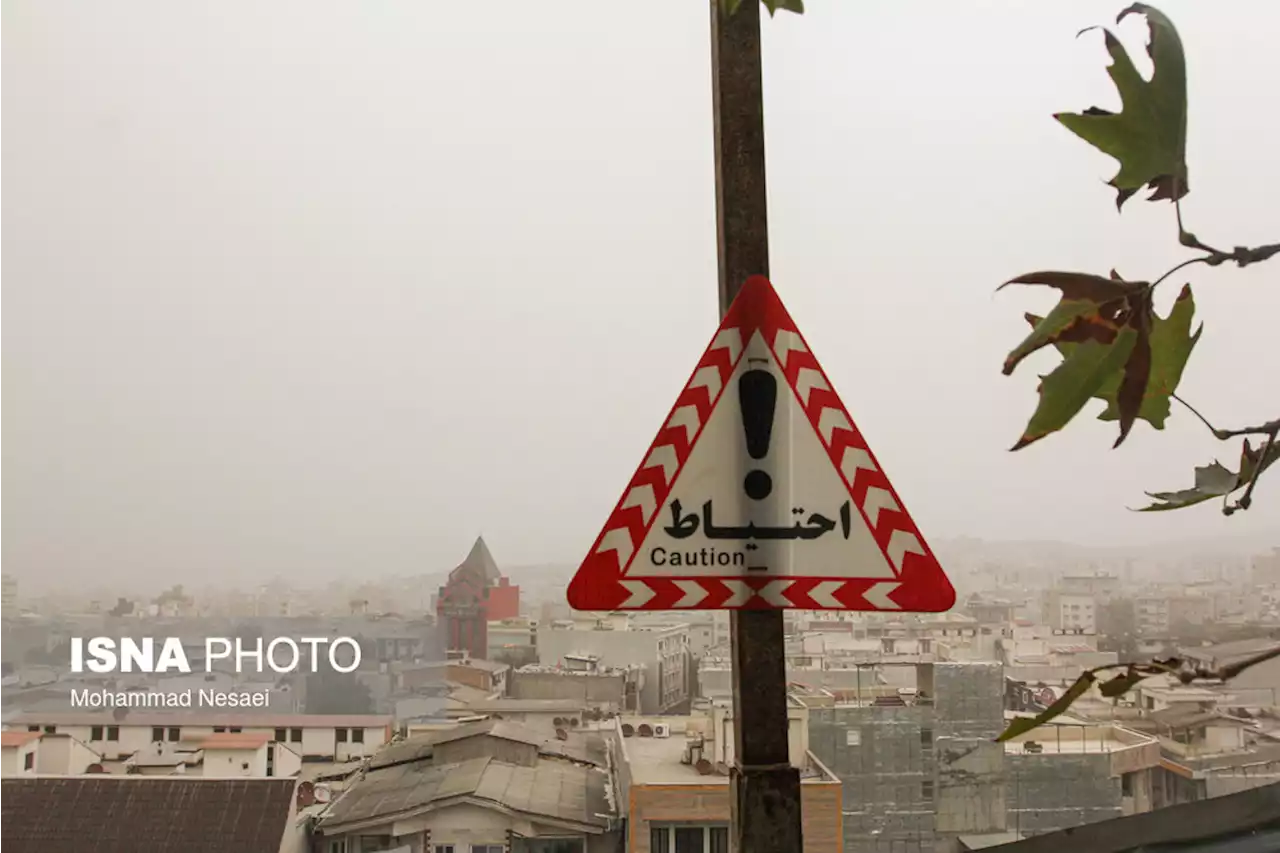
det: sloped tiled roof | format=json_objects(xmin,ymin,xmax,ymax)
[
  {"xmin": 317, "ymin": 755, "xmax": 611, "ymax": 832},
  {"xmin": 0, "ymin": 777, "xmax": 296, "ymax": 853}
]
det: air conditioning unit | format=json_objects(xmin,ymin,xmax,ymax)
[{"xmin": 653, "ymin": 724, "xmax": 671, "ymax": 738}]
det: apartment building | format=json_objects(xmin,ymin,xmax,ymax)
[
  {"xmin": 537, "ymin": 615, "xmax": 691, "ymax": 714},
  {"xmin": 4, "ymin": 712, "xmax": 392, "ymax": 763},
  {"xmin": 312, "ymin": 720, "xmax": 618, "ymax": 853},
  {"xmin": 1042, "ymin": 589, "xmax": 1098, "ymax": 633},
  {"xmin": 1003, "ymin": 722, "xmax": 1162, "ymax": 834},
  {"xmin": 615, "ymin": 701, "xmax": 842, "ymax": 853}
]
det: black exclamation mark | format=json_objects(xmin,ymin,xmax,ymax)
[{"xmin": 738, "ymin": 368, "xmax": 777, "ymax": 501}]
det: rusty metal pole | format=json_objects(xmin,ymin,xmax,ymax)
[{"xmin": 710, "ymin": 2, "xmax": 804, "ymax": 852}]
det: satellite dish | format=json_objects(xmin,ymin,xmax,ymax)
[
  {"xmin": 621, "ymin": 724, "xmax": 635, "ymax": 738},
  {"xmin": 638, "ymin": 724, "xmax": 654, "ymax": 738},
  {"xmin": 555, "ymin": 728, "xmax": 568, "ymax": 741},
  {"xmin": 695, "ymin": 759, "xmax": 714, "ymax": 775}
]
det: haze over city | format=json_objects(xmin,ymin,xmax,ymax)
[{"xmin": 4, "ymin": 0, "xmax": 1277, "ymax": 594}]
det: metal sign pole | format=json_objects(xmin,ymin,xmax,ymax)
[{"xmin": 709, "ymin": 2, "xmax": 804, "ymax": 851}]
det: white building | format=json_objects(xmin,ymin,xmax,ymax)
[
  {"xmin": 4, "ymin": 712, "xmax": 392, "ymax": 763},
  {"xmin": 1, "ymin": 731, "xmax": 43, "ymax": 775},
  {"xmin": 537, "ymin": 615, "xmax": 691, "ymax": 713},
  {"xmin": 1043, "ymin": 589, "xmax": 1098, "ymax": 633}
]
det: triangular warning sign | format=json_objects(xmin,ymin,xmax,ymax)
[
  {"xmin": 565, "ymin": 275, "xmax": 957, "ymax": 607},
  {"xmin": 568, "ymin": 276, "xmax": 955, "ymax": 612}
]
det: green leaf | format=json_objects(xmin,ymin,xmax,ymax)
[
  {"xmin": 1024, "ymin": 283, "xmax": 1200, "ymax": 436},
  {"xmin": 1055, "ymin": 4, "xmax": 1188, "ymax": 210},
  {"xmin": 763, "ymin": 0, "xmax": 804, "ymax": 14},
  {"xmin": 1001, "ymin": 271, "xmax": 1140, "ymax": 376},
  {"xmin": 1136, "ymin": 438, "xmax": 1280, "ymax": 512},
  {"xmin": 1003, "ymin": 272, "xmax": 1157, "ymax": 448},
  {"xmin": 1010, "ymin": 326, "xmax": 1137, "ymax": 451},
  {"xmin": 996, "ymin": 672, "xmax": 1096, "ymax": 742},
  {"xmin": 1100, "ymin": 667, "xmax": 1149, "ymax": 697},
  {"xmin": 1096, "ymin": 284, "xmax": 1201, "ymax": 429}
]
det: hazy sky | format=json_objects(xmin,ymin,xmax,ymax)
[{"xmin": 4, "ymin": 1, "xmax": 1277, "ymax": 591}]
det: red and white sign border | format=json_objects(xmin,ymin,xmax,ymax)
[{"xmin": 567, "ymin": 276, "xmax": 954, "ymax": 612}]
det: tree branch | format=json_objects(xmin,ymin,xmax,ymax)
[
  {"xmin": 1171, "ymin": 396, "xmax": 1279, "ymax": 442},
  {"xmin": 1227, "ymin": 429, "xmax": 1277, "ymax": 515},
  {"xmin": 995, "ymin": 644, "xmax": 1280, "ymax": 742}
]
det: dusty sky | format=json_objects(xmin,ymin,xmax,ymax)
[{"xmin": 3, "ymin": 0, "xmax": 1277, "ymax": 591}]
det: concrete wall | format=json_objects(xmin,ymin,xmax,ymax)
[
  {"xmin": 1005, "ymin": 752, "xmax": 1120, "ymax": 835},
  {"xmin": 204, "ymin": 745, "xmax": 267, "ymax": 777},
  {"xmin": 805, "ymin": 662, "xmax": 1008, "ymax": 853},
  {"xmin": 510, "ymin": 671, "xmax": 626, "ymax": 707},
  {"xmin": 33, "ymin": 734, "xmax": 100, "ymax": 774},
  {"xmin": 0, "ymin": 743, "xmax": 39, "ymax": 776},
  {"xmin": 537, "ymin": 624, "xmax": 688, "ymax": 714}
]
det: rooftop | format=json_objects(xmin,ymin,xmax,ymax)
[
  {"xmin": 619, "ymin": 717, "xmax": 836, "ymax": 786},
  {"xmin": 6, "ymin": 711, "xmax": 392, "ymax": 729},
  {"xmin": 1, "ymin": 730, "xmax": 42, "ymax": 748},
  {"xmin": 0, "ymin": 777, "xmax": 297, "ymax": 853},
  {"xmin": 316, "ymin": 755, "xmax": 612, "ymax": 833},
  {"xmin": 1001, "ymin": 723, "xmax": 1159, "ymax": 756}
]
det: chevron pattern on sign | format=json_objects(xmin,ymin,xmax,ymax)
[
  {"xmin": 568, "ymin": 275, "xmax": 953, "ymax": 614},
  {"xmin": 585, "ymin": 326, "xmax": 744, "ymax": 574},
  {"xmin": 765, "ymin": 327, "xmax": 932, "ymax": 589},
  {"xmin": 593, "ymin": 577, "xmax": 900, "ymax": 610}
]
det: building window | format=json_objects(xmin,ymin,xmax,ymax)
[
  {"xmin": 24, "ymin": 752, "xmax": 35, "ymax": 770},
  {"xmin": 921, "ymin": 780, "xmax": 934, "ymax": 801},
  {"xmin": 1122, "ymin": 772, "xmax": 1134, "ymax": 797},
  {"xmin": 107, "ymin": 726, "xmax": 120, "ymax": 741},
  {"xmin": 152, "ymin": 727, "xmax": 165, "ymax": 742},
  {"xmin": 43, "ymin": 726, "xmax": 56, "ymax": 734},
  {"xmin": 473, "ymin": 846, "xmax": 504, "ymax": 853},
  {"xmin": 651, "ymin": 825, "xmax": 729, "ymax": 853},
  {"xmin": 352, "ymin": 728, "xmax": 365, "ymax": 743},
  {"xmin": 27, "ymin": 725, "xmax": 40, "ymax": 732},
  {"xmin": 327, "ymin": 841, "xmax": 347, "ymax": 853},
  {"xmin": 336, "ymin": 728, "xmax": 348, "ymax": 743},
  {"xmin": 920, "ymin": 727, "xmax": 933, "ymax": 747},
  {"xmin": 230, "ymin": 726, "xmax": 242, "ymax": 733},
  {"xmin": 275, "ymin": 728, "xmax": 287, "ymax": 742},
  {"xmin": 522, "ymin": 840, "xmax": 585, "ymax": 853},
  {"xmin": 91, "ymin": 726, "xmax": 104, "ymax": 741},
  {"xmin": 214, "ymin": 727, "xmax": 227, "ymax": 733},
  {"xmin": 290, "ymin": 728, "xmax": 303, "ymax": 743},
  {"xmin": 167, "ymin": 727, "xmax": 180, "ymax": 742},
  {"xmin": 435, "ymin": 847, "xmax": 455, "ymax": 853}
]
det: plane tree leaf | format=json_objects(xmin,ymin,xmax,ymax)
[
  {"xmin": 1055, "ymin": 4, "xmax": 1189, "ymax": 209},
  {"xmin": 1001, "ymin": 271, "xmax": 1155, "ymax": 449},
  {"xmin": 1025, "ymin": 283, "xmax": 1201, "ymax": 433},
  {"xmin": 1137, "ymin": 438, "xmax": 1280, "ymax": 512},
  {"xmin": 1100, "ymin": 667, "xmax": 1150, "ymax": 698},
  {"xmin": 996, "ymin": 672, "xmax": 1096, "ymax": 742}
]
